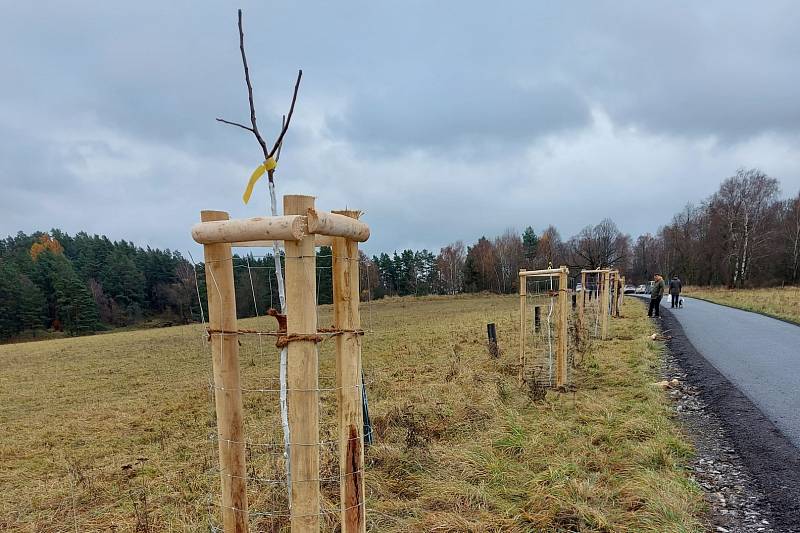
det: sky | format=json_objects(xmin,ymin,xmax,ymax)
[{"xmin": 2, "ymin": 1, "xmax": 800, "ymax": 258}]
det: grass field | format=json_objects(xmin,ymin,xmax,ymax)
[
  {"xmin": 684, "ymin": 286, "xmax": 800, "ymax": 324},
  {"xmin": 0, "ymin": 294, "xmax": 704, "ymax": 532}
]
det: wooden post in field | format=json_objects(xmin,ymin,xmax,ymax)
[
  {"xmin": 201, "ymin": 210, "xmax": 249, "ymax": 533},
  {"xmin": 619, "ymin": 276, "xmax": 625, "ymax": 315},
  {"xmin": 580, "ymin": 271, "xmax": 587, "ymax": 309},
  {"xmin": 556, "ymin": 267, "xmax": 569, "ymax": 388},
  {"xmin": 332, "ymin": 210, "xmax": 367, "ymax": 533},
  {"xmin": 284, "ymin": 195, "xmax": 320, "ymax": 532},
  {"xmin": 601, "ymin": 271, "xmax": 611, "ymax": 339},
  {"xmin": 608, "ymin": 272, "xmax": 615, "ymax": 318},
  {"xmin": 518, "ymin": 270, "xmax": 526, "ymax": 385},
  {"xmin": 578, "ymin": 271, "xmax": 586, "ymax": 348}
]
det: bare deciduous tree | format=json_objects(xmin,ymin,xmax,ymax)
[
  {"xmin": 215, "ymin": 9, "xmax": 303, "ymax": 502},
  {"xmin": 780, "ymin": 192, "xmax": 800, "ymax": 283},
  {"xmin": 534, "ymin": 226, "xmax": 565, "ymax": 269},
  {"xmin": 569, "ymin": 218, "xmax": 630, "ymax": 269},
  {"xmin": 710, "ymin": 168, "xmax": 780, "ymax": 287},
  {"xmin": 437, "ymin": 241, "xmax": 466, "ymax": 295},
  {"xmin": 494, "ymin": 229, "xmax": 524, "ymax": 293}
]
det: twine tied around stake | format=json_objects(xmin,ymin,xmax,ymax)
[
  {"xmin": 205, "ymin": 327, "xmax": 365, "ymax": 347},
  {"xmin": 272, "ymin": 327, "xmax": 365, "ymax": 348}
]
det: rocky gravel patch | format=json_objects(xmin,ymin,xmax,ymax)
[{"xmin": 662, "ymin": 348, "xmax": 777, "ymax": 533}]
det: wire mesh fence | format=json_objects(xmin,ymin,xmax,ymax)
[{"xmin": 193, "ymin": 252, "xmax": 372, "ymax": 531}]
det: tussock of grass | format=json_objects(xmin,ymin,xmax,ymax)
[
  {"xmin": 0, "ymin": 294, "xmax": 704, "ymax": 531},
  {"xmin": 685, "ymin": 285, "xmax": 800, "ymax": 324}
]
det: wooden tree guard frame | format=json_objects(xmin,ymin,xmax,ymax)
[
  {"xmin": 579, "ymin": 268, "xmax": 614, "ymax": 340},
  {"xmin": 518, "ymin": 266, "xmax": 569, "ymax": 389},
  {"xmin": 193, "ymin": 195, "xmax": 370, "ymax": 533}
]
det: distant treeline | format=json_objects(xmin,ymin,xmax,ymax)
[
  {"xmin": 0, "ymin": 231, "xmax": 200, "ymax": 341},
  {"xmin": 2, "ymin": 168, "xmax": 797, "ymax": 341},
  {"xmin": 364, "ymin": 168, "xmax": 800, "ymax": 297},
  {"xmin": 0, "ymin": 231, "xmax": 339, "ymax": 341},
  {"xmin": 630, "ymin": 169, "xmax": 800, "ymax": 288}
]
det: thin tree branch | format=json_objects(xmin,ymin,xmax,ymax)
[
  {"xmin": 215, "ymin": 117, "xmax": 254, "ymax": 133},
  {"xmin": 267, "ymin": 116, "xmax": 286, "ymax": 184},
  {"xmin": 269, "ymin": 70, "xmax": 303, "ymax": 158},
  {"xmin": 218, "ymin": 10, "xmax": 302, "ymax": 185},
  {"xmin": 275, "ymin": 115, "xmax": 286, "ymax": 162},
  {"xmin": 237, "ymin": 8, "xmax": 270, "ymax": 161}
]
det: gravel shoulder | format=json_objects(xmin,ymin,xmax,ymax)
[{"xmin": 659, "ymin": 307, "xmax": 800, "ymax": 532}]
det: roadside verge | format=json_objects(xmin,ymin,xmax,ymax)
[{"xmin": 660, "ymin": 307, "xmax": 800, "ymax": 532}]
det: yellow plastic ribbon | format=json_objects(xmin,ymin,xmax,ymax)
[{"xmin": 242, "ymin": 157, "xmax": 277, "ymax": 204}]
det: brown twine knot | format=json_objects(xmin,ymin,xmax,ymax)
[
  {"xmin": 206, "ymin": 328, "xmax": 237, "ymax": 341},
  {"xmin": 275, "ymin": 333, "xmax": 324, "ymax": 348}
]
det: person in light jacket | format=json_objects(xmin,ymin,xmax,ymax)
[{"xmin": 669, "ymin": 275, "xmax": 683, "ymax": 308}]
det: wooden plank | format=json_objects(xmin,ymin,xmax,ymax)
[
  {"xmin": 519, "ymin": 268, "xmax": 564, "ymax": 276},
  {"xmin": 192, "ymin": 214, "xmax": 307, "ymax": 244},
  {"xmin": 332, "ymin": 210, "xmax": 367, "ymax": 533},
  {"xmin": 201, "ymin": 210, "xmax": 249, "ymax": 533},
  {"xmin": 519, "ymin": 270, "xmax": 526, "ymax": 385},
  {"xmin": 231, "ymin": 235, "xmax": 333, "ymax": 248},
  {"xmin": 578, "ymin": 271, "xmax": 586, "ymax": 348},
  {"xmin": 307, "ymin": 208, "xmax": 370, "ymax": 242},
  {"xmin": 284, "ymin": 195, "xmax": 320, "ymax": 532},
  {"xmin": 556, "ymin": 270, "xmax": 568, "ymax": 388},
  {"xmin": 601, "ymin": 272, "xmax": 611, "ymax": 339}
]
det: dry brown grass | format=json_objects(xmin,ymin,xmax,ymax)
[
  {"xmin": 684, "ymin": 286, "xmax": 800, "ymax": 324},
  {"xmin": 0, "ymin": 294, "xmax": 704, "ymax": 531}
]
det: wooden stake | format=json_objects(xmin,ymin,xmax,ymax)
[
  {"xmin": 601, "ymin": 272, "xmax": 611, "ymax": 339},
  {"xmin": 332, "ymin": 210, "xmax": 366, "ymax": 533},
  {"xmin": 608, "ymin": 272, "xmax": 614, "ymax": 318},
  {"xmin": 201, "ymin": 210, "xmax": 249, "ymax": 533},
  {"xmin": 578, "ymin": 271, "xmax": 586, "ymax": 348},
  {"xmin": 518, "ymin": 270, "xmax": 526, "ymax": 385},
  {"xmin": 556, "ymin": 268, "xmax": 568, "ymax": 388},
  {"xmin": 284, "ymin": 195, "xmax": 320, "ymax": 533}
]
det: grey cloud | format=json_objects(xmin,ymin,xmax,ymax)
[
  {"xmin": 2, "ymin": 1, "xmax": 800, "ymax": 256},
  {"xmin": 328, "ymin": 80, "xmax": 590, "ymax": 154}
]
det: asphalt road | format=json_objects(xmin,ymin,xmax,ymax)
[{"xmin": 655, "ymin": 295, "xmax": 800, "ymax": 449}]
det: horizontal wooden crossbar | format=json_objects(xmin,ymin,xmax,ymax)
[
  {"xmin": 519, "ymin": 267, "xmax": 568, "ymax": 277},
  {"xmin": 192, "ymin": 215, "xmax": 307, "ymax": 244},
  {"xmin": 308, "ymin": 208, "xmax": 370, "ymax": 242},
  {"xmin": 231, "ymin": 235, "xmax": 334, "ymax": 248},
  {"xmin": 191, "ymin": 209, "xmax": 370, "ymax": 245}
]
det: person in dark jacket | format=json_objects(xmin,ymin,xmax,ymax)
[
  {"xmin": 669, "ymin": 275, "xmax": 683, "ymax": 308},
  {"xmin": 648, "ymin": 274, "xmax": 665, "ymax": 318}
]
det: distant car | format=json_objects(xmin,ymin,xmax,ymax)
[
  {"xmin": 575, "ymin": 282, "xmax": 583, "ymax": 292},
  {"xmin": 635, "ymin": 284, "xmax": 647, "ymax": 294},
  {"xmin": 624, "ymin": 285, "xmax": 636, "ymax": 294}
]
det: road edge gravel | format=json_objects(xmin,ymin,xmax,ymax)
[{"xmin": 660, "ymin": 306, "xmax": 800, "ymax": 532}]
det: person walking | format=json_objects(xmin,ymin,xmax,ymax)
[
  {"xmin": 648, "ymin": 274, "xmax": 665, "ymax": 318},
  {"xmin": 669, "ymin": 275, "xmax": 682, "ymax": 308}
]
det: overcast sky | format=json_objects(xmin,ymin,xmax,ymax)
[{"xmin": 2, "ymin": 1, "xmax": 800, "ymax": 257}]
